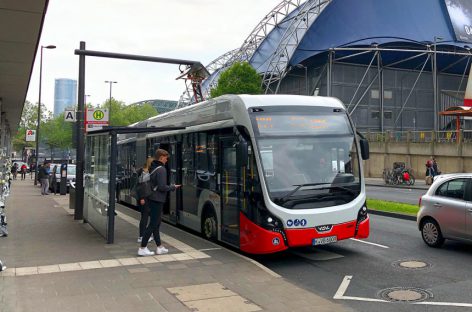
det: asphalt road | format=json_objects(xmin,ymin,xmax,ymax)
[
  {"xmin": 366, "ymin": 185, "xmax": 426, "ymax": 205},
  {"xmin": 254, "ymin": 214, "xmax": 472, "ymax": 312}
]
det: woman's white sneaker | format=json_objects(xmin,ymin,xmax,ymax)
[
  {"xmin": 138, "ymin": 247, "xmax": 155, "ymax": 256},
  {"xmin": 156, "ymin": 246, "xmax": 168, "ymax": 255}
]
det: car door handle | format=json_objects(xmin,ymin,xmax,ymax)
[
  {"xmin": 468, "ymin": 208, "xmax": 472, "ymax": 212},
  {"xmin": 433, "ymin": 203, "xmax": 442, "ymax": 207}
]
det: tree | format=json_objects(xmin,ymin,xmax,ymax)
[
  {"xmin": 100, "ymin": 99, "xmax": 157, "ymax": 126},
  {"xmin": 41, "ymin": 113, "xmax": 73, "ymax": 155},
  {"xmin": 210, "ymin": 62, "xmax": 263, "ymax": 98},
  {"xmin": 13, "ymin": 101, "xmax": 51, "ymax": 153}
]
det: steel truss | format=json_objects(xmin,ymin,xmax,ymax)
[
  {"xmin": 328, "ymin": 46, "xmax": 472, "ymax": 131},
  {"xmin": 177, "ymin": 0, "xmax": 311, "ymax": 108},
  {"xmin": 262, "ymin": 0, "xmax": 332, "ymax": 94}
]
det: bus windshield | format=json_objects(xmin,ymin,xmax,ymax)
[{"xmin": 251, "ymin": 108, "xmax": 361, "ymax": 209}]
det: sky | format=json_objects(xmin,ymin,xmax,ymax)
[{"xmin": 26, "ymin": 0, "xmax": 277, "ymax": 113}]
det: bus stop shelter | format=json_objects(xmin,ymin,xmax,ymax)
[{"xmin": 83, "ymin": 127, "xmax": 182, "ymax": 244}]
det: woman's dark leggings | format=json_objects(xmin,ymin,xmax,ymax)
[
  {"xmin": 138, "ymin": 201, "xmax": 150, "ymax": 238},
  {"xmin": 141, "ymin": 200, "xmax": 162, "ymax": 248}
]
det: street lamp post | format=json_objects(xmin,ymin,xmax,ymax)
[
  {"xmin": 34, "ymin": 45, "xmax": 56, "ymax": 185},
  {"xmin": 104, "ymin": 81, "xmax": 117, "ymax": 125},
  {"xmin": 295, "ymin": 64, "xmax": 309, "ymax": 95},
  {"xmin": 433, "ymin": 36, "xmax": 443, "ymax": 132}
]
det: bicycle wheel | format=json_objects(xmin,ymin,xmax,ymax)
[{"xmin": 408, "ymin": 174, "xmax": 415, "ymax": 185}]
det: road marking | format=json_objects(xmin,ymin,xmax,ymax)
[
  {"xmin": 334, "ymin": 275, "xmax": 388, "ymax": 302},
  {"xmin": 413, "ymin": 302, "xmax": 472, "ymax": 308},
  {"xmin": 334, "ymin": 275, "xmax": 472, "ymax": 307},
  {"xmin": 350, "ymin": 238, "xmax": 389, "ymax": 249}
]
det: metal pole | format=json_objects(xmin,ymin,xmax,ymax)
[
  {"xmin": 327, "ymin": 49, "xmax": 333, "ymax": 96},
  {"xmin": 107, "ymin": 131, "xmax": 117, "ymax": 244},
  {"xmin": 305, "ymin": 66, "xmax": 309, "ymax": 96},
  {"xmin": 378, "ymin": 51, "xmax": 384, "ymax": 132},
  {"xmin": 74, "ymin": 41, "xmax": 86, "ymax": 221},
  {"xmin": 433, "ymin": 40, "xmax": 438, "ymax": 132},
  {"xmin": 34, "ymin": 47, "xmax": 43, "ymax": 186}
]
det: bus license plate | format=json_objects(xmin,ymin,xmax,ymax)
[{"xmin": 312, "ymin": 236, "xmax": 337, "ymax": 246}]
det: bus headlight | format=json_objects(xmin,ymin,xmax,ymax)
[{"xmin": 357, "ymin": 204, "xmax": 368, "ymax": 222}]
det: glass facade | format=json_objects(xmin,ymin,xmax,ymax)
[{"xmin": 54, "ymin": 78, "xmax": 77, "ymax": 117}]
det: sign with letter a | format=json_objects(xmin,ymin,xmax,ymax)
[{"xmin": 64, "ymin": 110, "xmax": 76, "ymax": 122}]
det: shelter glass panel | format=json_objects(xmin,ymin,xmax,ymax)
[{"xmin": 84, "ymin": 134, "xmax": 111, "ymax": 239}]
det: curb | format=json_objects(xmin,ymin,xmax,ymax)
[
  {"xmin": 365, "ymin": 183, "xmax": 428, "ymax": 191},
  {"xmin": 368, "ymin": 209, "xmax": 417, "ymax": 221}
]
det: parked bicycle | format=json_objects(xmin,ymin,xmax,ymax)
[{"xmin": 383, "ymin": 162, "xmax": 415, "ymax": 186}]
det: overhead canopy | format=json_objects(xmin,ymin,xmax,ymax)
[
  {"xmin": 0, "ymin": 0, "xmax": 49, "ymax": 134},
  {"xmin": 439, "ymin": 106, "xmax": 472, "ymax": 116}
]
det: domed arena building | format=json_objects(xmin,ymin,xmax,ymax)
[{"xmin": 179, "ymin": 0, "xmax": 472, "ymax": 133}]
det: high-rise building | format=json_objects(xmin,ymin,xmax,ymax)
[{"xmin": 54, "ymin": 78, "xmax": 77, "ymax": 116}]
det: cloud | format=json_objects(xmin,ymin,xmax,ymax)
[{"xmin": 26, "ymin": 0, "xmax": 276, "ymax": 111}]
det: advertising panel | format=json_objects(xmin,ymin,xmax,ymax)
[{"xmin": 445, "ymin": 0, "xmax": 472, "ymax": 43}]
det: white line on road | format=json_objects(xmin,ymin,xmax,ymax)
[
  {"xmin": 350, "ymin": 238, "xmax": 389, "ymax": 249},
  {"xmin": 334, "ymin": 275, "xmax": 388, "ymax": 302},
  {"xmin": 334, "ymin": 275, "xmax": 472, "ymax": 307}
]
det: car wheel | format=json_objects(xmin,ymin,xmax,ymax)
[{"xmin": 421, "ymin": 219, "xmax": 445, "ymax": 248}]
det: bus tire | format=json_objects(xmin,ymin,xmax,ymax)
[{"xmin": 202, "ymin": 207, "xmax": 217, "ymax": 241}]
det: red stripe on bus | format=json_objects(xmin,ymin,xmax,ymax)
[
  {"xmin": 284, "ymin": 220, "xmax": 357, "ymax": 247},
  {"xmin": 239, "ymin": 213, "xmax": 288, "ymax": 254},
  {"xmin": 355, "ymin": 216, "xmax": 370, "ymax": 239}
]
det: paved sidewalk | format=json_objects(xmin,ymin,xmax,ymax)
[{"xmin": 0, "ymin": 179, "xmax": 348, "ymax": 312}]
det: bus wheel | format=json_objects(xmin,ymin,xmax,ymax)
[{"xmin": 202, "ymin": 210, "xmax": 217, "ymax": 241}]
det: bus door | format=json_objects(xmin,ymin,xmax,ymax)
[
  {"xmin": 168, "ymin": 142, "xmax": 182, "ymax": 224},
  {"xmin": 219, "ymin": 137, "xmax": 240, "ymax": 247}
]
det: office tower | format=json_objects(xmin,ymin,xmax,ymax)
[{"xmin": 54, "ymin": 78, "xmax": 77, "ymax": 116}]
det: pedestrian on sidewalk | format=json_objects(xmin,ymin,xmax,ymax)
[
  {"xmin": 20, "ymin": 164, "xmax": 27, "ymax": 180},
  {"xmin": 10, "ymin": 163, "xmax": 17, "ymax": 180},
  {"xmin": 432, "ymin": 157, "xmax": 440, "ymax": 176},
  {"xmin": 135, "ymin": 157, "xmax": 154, "ymax": 244},
  {"xmin": 138, "ymin": 149, "xmax": 181, "ymax": 257},
  {"xmin": 38, "ymin": 162, "xmax": 50, "ymax": 195}
]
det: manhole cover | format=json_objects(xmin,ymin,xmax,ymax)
[
  {"xmin": 392, "ymin": 259, "xmax": 431, "ymax": 270},
  {"xmin": 379, "ymin": 287, "xmax": 432, "ymax": 302}
]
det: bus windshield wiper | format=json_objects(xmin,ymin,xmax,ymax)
[
  {"xmin": 316, "ymin": 185, "xmax": 356, "ymax": 196},
  {"xmin": 277, "ymin": 183, "xmax": 332, "ymax": 204}
]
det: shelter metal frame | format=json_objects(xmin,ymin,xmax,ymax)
[
  {"xmin": 74, "ymin": 41, "xmax": 204, "ymax": 223},
  {"xmin": 85, "ymin": 127, "xmax": 184, "ymax": 244}
]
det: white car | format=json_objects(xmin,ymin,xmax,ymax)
[{"xmin": 50, "ymin": 164, "xmax": 76, "ymax": 192}]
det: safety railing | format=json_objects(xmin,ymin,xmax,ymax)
[{"xmin": 360, "ymin": 130, "xmax": 471, "ymax": 144}]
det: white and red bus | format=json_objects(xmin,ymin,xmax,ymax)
[{"xmin": 117, "ymin": 94, "xmax": 370, "ymax": 254}]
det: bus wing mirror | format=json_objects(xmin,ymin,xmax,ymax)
[
  {"xmin": 237, "ymin": 141, "xmax": 248, "ymax": 167},
  {"xmin": 360, "ymin": 138, "xmax": 369, "ymax": 160}
]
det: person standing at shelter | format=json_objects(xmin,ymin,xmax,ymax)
[
  {"xmin": 138, "ymin": 149, "xmax": 181, "ymax": 257},
  {"xmin": 136, "ymin": 157, "xmax": 154, "ymax": 244},
  {"xmin": 38, "ymin": 162, "xmax": 50, "ymax": 195}
]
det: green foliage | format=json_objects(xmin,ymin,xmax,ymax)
[
  {"xmin": 367, "ymin": 198, "xmax": 419, "ymax": 216},
  {"xmin": 13, "ymin": 101, "xmax": 51, "ymax": 152},
  {"xmin": 100, "ymin": 98, "xmax": 158, "ymax": 126},
  {"xmin": 210, "ymin": 62, "xmax": 263, "ymax": 98},
  {"xmin": 41, "ymin": 113, "xmax": 73, "ymax": 150}
]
